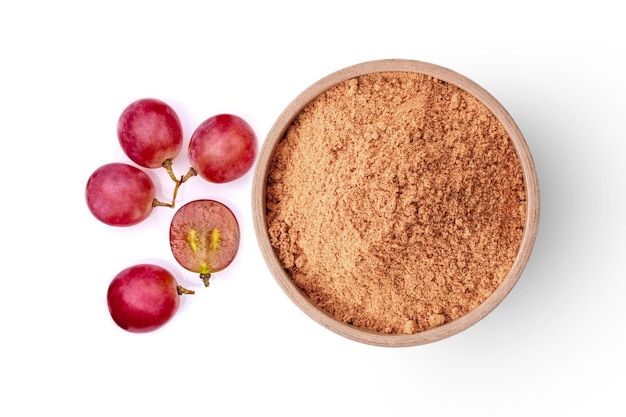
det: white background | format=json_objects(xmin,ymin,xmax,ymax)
[{"xmin": 1, "ymin": 1, "xmax": 624, "ymax": 415}]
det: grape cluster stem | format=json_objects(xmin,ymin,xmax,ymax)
[{"xmin": 152, "ymin": 159, "xmax": 198, "ymax": 208}]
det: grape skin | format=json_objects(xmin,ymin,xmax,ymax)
[
  {"xmin": 188, "ymin": 114, "xmax": 257, "ymax": 183},
  {"xmin": 85, "ymin": 162, "xmax": 155, "ymax": 226},
  {"xmin": 117, "ymin": 98, "xmax": 183, "ymax": 169},
  {"xmin": 107, "ymin": 264, "xmax": 183, "ymax": 333}
]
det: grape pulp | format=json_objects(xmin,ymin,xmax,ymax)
[{"xmin": 170, "ymin": 199, "xmax": 240, "ymax": 286}]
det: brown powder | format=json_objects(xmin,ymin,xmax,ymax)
[{"xmin": 265, "ymin": 71, "xmax": 526, "ymax": 334}]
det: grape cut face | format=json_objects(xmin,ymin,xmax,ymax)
[
  {"xmin": 107, "ymin": 264, "xmax": 182, "ymax": 333},
  {"xmin": 85, "ymin": 162, "xmax": 155, "ymax": 226},
  {"xmin": 170, "ymin": 199, "xmax": 240, "ymax": 286},
  {"xmin": 117, "ymin": 98, "xmax": 184, "ymax": 169},
  {"xmin": 188, "ymin": 114, "xmax": 257, "ymax": 183}
]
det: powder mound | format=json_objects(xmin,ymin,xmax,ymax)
[{"xmin": 266, "ymin": 72, "xmax": 526, "ymax": 334}]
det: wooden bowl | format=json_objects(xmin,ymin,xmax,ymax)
[{"xmin": 252, "ymin": 59, "xmax": 539, "ymax": 347}]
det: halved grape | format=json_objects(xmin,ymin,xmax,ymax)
[
  {"xmin": 188, "ymin": 114, "xmax": 257, "ymax": 183},
  {"xmin": 107, "ymin": 264, "xmax": 193, "ymax": 333},
  {"xmin": 117, "ymin": 98, "xmax": 183, "ymax": 169},
  {"xmin": 86, "ymin": 162, "xmax": 155, "ymax": 226},
  {"xmin": 169, "ymin": 199, "xmax": 240, "ymax": 287}
]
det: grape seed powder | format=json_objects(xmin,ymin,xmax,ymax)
[{"xmin": 265, "ymin": 72, "xmax": 526, "ymax": 334}]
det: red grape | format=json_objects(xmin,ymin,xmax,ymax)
[
  {"xmin": 170, "ymin": 199, "xmax": 240, "ymax": 286},
  {"xmin": 117, "ymin": 98, "xmax": 183, "ymax": 169},
  {"xmin": 188, "ymin": 114, "xmax": 257, "ymax": 183},
  {"xmin": 107, "ymin": 264, "xmax": 193, "ymax": 333},
  {"xmin": 86, "ymin": 162, "xmax": 155, "ymax": 226}
]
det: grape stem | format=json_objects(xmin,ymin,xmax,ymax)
[
  {"xmin": 177, "ymin": 285, "xmax": 195, "ymax": 295},
  {"xmin": 200, "ymin": 273, "xmax": 211, "ymax": 288},
  {"xmin": 152, "ymin": 159, "xmax": 198, "ymax": 208}
]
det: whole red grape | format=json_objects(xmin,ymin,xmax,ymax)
[
  {"xmin": 117, "ymin": 98, "xmax": 183, "ymax": 169},
  {"xmin": 86, "ymin": 162, "xmax": 155, "ymax": 226},
  {"xmin": 188, "ymin": 114, "xmax": 257, "ymax": 183},
  {"xmin": 107, "ymin": 264, "xmax": 191, "ymax": 333}
]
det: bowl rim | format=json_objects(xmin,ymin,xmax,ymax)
[{"xmin": 252, "ymin": 59, "xmax": 540, "ymax": 347}]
